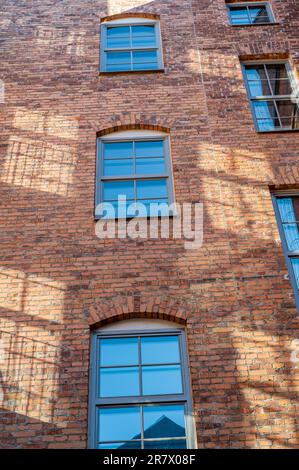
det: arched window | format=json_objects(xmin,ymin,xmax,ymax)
[
  {"xmin": 88, "ymin": 319, "xmax": 196, "ymax": 449},
  {"xmin": 100, "ymin": 17, "xmax": 164, "ymax": 73},
  {"xmin": 95, "ymin": 130, "xmax": 175, "ymax": 219}
]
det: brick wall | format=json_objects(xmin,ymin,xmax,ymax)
[{"xmin": 0, "ymin": 0, "xmax": 299, "ymax": 448}]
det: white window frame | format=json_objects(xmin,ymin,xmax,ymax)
[{"xmin": 100, "ymin": 17, "xmax": 164, "ymax": 73}]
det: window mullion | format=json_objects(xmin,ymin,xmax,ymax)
[
  {"xmin": 273, "ymin": 99, "xmax": 283, "ymax": 128},
  {"xmin": 264, "ymin": 64, "xmax": 274, "ymax": 97}
]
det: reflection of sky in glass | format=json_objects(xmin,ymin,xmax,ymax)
[
  {"xmin": 99, "ymin": 407, "xmax": 140, "ymax": 442},
  {"xmin": 100, "ymin": 337, "xmax": 138, "ymax": 366},
  {"xmin": 142, "ymin": 365, "xmax": 183, "ymax": 395},
  {"xmin": 291, "ymin": 259, "xmax": 299, "ymax": 288},
  {"xmin": 100, "ymin": 367, "xmax": 139, "ymax": 397},
  {"xmin": 277, "ymin": 198, "xmax": 299, "ymax": 251},
  {"xmin": 141, "ymin": 336, "xmax": 180, "ymax": 364}
]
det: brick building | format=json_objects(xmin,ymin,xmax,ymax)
[{"xmin": 1, "ymin": 0, "xmax": 299, "ymax": 449}]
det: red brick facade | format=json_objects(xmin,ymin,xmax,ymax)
[{"xmin": 1, "ymin": 0, "xmax": 299, "ymax": 449}]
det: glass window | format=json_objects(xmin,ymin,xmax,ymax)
[
  {"xmin": 273, "ymin": 194, "xmax": 299, "ymax": 309},
  {"xmin": 96, "ymin": 135, "xmax": 175, "ymax": 219},
  {"xmin": 242, "ymin": 62, "xmax": 299, "ymax": 131},
  {"xmin": 89, "ymin": 328, "xmax": 195, "ymax": 449},
  {"xmin": 228, "ymin": 3, "xmax": 274, "ymax": 25},
  {"xmin": 101, "ymin": 20, "xmax": 163, "ymax": 72}
]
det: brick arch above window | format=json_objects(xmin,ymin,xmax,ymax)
[
  {"xmin": 97, "ymin": 122, "xmax": 171, "ymax": 138},
  {"xmin": 87, "ymin": 294, "xmax": 190, "ymax": 330},
  {"xmin": 101, "ymin": 13, "xmax": 160, "ymax": 24}
]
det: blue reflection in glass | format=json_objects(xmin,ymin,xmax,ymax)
[
  {"xmin": 132, "ymin": 25, "xmax": 155, "ymax": 36},
  {"xmin": 136, "ymin": 157, "xmax": 165, "ymax": 175},
  {"xmin": 104, "ymin": 159, "xmax": 134, "ymax": 176},
  {"xmin": 142, "ymin": 365, "xmax": 183, "ymax": 395},
  {"xmin": 291, "ymin": 259, "xmax": 299, "ymax": 288},
  {"xmin": 133, "ymin": 50, "xmax": 157, "ymax": 63},
  {"xmin": 136, "ymin": 179, "xmax": 167, "ymax": 199},
  {"xmin": 103, "ymin": 181, "xmax": 134, "ymax": 201},
  {"xmin": 99, "ymin": 407, "xmax": 140, "ymax": 442},
  {"xmin": 248, "ymin": 80, "xmax": 270, "ymax": 97},
  {"xmin": 277, "ymin": 198, "xmax": 299, "ymax": 251},
  {"xmin": 229, "ymin": 7, "xmax": 250, "ymax": 25},
  {"xmin": 245, "ymin": 65, "xmax": 266, "ymax": 82},
  {"xmin": 100, "ymin": 337, "xmax": 138, "ymax": 366},
  {"xmin": 144, "ymin": 439, "xmax": 187, "ymax": 449},
  {"xmin": 107, "ymin": 26, "xmax": 130, "ymax": 49},
  {"xmin": 100, "ymin": 367, "xmax": 139, "ymax": 397},
  {"xmin": 106, "ymin": 52, "xmax": 131, "ymax": 71},
  {"xmin": 253, "ymin": 101, "xmax": 276, "ymax": 130},
  {"xmin": 104, "ymin": 142, "xmax": 133, "ymax": 159},
  {"xmin": 143, "ymin": 404, "xmax": 185, "ymax": 438},
  {"xmin": 107, "ymin": 26, "xmax": 130, "ymax": 37},
  {"xmin": 135, "ymin": 140, "xmax": 164, "ymax": 157},
  {"xmin": 132, "ymin": 35, "xmax": 157, "ymax": 48},
  {"xmin": 141, "ymin": 336, "xmax": 180, "ymax": 364}
]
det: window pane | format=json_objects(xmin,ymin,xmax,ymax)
[
  {"xmin": 270, "ymin": 79, "xmax": 292, "ymax": 95},
  {"xmin": 141, "ymin": 336, "xmax": 180, "ymax": 364},
  {"xmin": 100, "ymin": 337, "xmax": 139, "ymax": 366},
  {"xmin": 229, "ymin": 7, "xmax": 250, "ymax": 25},
  {"xmin": 104, "ymin": 159, "xmax": 134, "ymax": 176},
  {"xmin": 142, "ymin": 365, "xmax": 183, "ymax": 395},
  {"xmin": 132, "ymin": 26, "xmax": 156, "ymax": 48},
  {"xmin": 107, "ymin": 26, "xmax": 130, "ymax": 49},
  {"xmin": 256, "ymin": 118, "xmax": 281, "ymax": 131},
  {"xmin": 99, "ymin": 367, "xmax": 139, "ymax": 397},
  {"xmin": 245, "ymin": 65, "xmax": 267, "ymax": 82},
  {"xmin": 277, "ymin": 198, "xmax": 299, "ymax": 251},
  {"xmin": 106, "ymin": 52, "xmax": 131, "ymax": 72},
  {"xmin": 280, "ymin": 116, "xmax": 299, "ymax": 129},
  {"xmin": 107, "ymin": 26, "xmax": 130, "ymax": 37},
  {"xmin": 136, "ymin": 179, "xmax": 168, "ymax": 199},
  {"xmin": 291, "ymin": 259, "xmax": 299, "ymax": 288},
  {"xmin": 135, "ymin": 140, "xmax": 164, "ymax": 157},
  {"xmin": 253, "ymin": 101, "xmax": 278, "ymax": 130},
  {"xmin": 132, "ymin": 25, "xmax": 156, "ymax": 36},
  {"xmin": 144, "ymin": 439, "xmax": 187, "ymax": 449},
  {"xmin": 276, "ymin": 100, "xmax": 298, "ymax": 118},
  {"xmin": 132, "ymin": 50, "xmax": 158, "ymax": 70},
  {"xmin": 98, "ymin": 442, "xmax": 141, "ymax": 449},
  {"xmin": 249, "ymin": 7, "xmax": 270, "ymax": 24},
  {"xmin": 247, "ymin": 79, "xmax": 271, "ymax": 96},
  {"xmin": 104, "ymin": 142, "xmax": 133, "ymax": 159},
  {"xmin": 266, "ymin": 63, "xmax": 288, "ymax": 81},
  {"xmin": 103, "ymin": 181, "xmax": 135, "ymax": 201},
  {"xmin": 136, "ymin": 157, "xmax": 165, "ymax": 175},
  {"xmin": 266, "ymin": 64, "xmax": 291, "ymax": 95},
  {"xmin": 98, "ymin": 407, "xmax": 140, "ymax": 442},
  {"xmin": 106, "ymin": 51, "xmax": 131, "ymax": 64},
  {"xmin": 143, "ymin": 404, "xmax": 186, "ymax": 438},
  {"xmin": 132, "ymin": 35, "xmax": 157, "ymax": 48}
]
